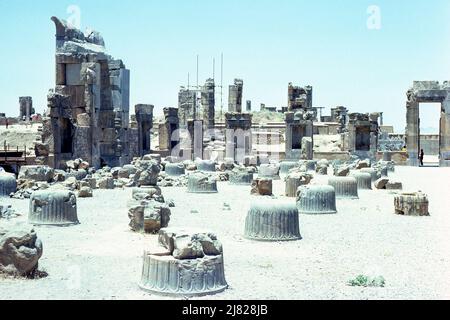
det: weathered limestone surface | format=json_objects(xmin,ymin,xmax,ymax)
[
  {"xmin": 258, "ymin": 164, "xmax": 281, "ymax": 180},
  {"xmin": 245, "ymin": 200, "xmax": 302, "ymax": 241},
  {"xmin": 29, "ymin": 190, "xmax": 79, "ymax": 226},
  {"xmin": 195, "ymin": 160, "xmax": 216, "ymax": 172},
  {"xmin": 251, "ymin": 178, "xmax": 273, "ymax": 196},
  {"xmin": 229, "ymin": 167, "xmax": 254, "ymax": 185},
  {"xmin": 394, "ymin": 192, "xmax": 429, "ymax": 216},
  {"xmin": 0, "ymin": 173, "xmax": 17, "ymax": 197},
  {"xmin": 140, "ymin": 228, "xmax": 228, "ymax": 296},
  {"xmin": 328, "ymin": 177, "xmax": 359, "ymax": 199},
  {"xmin": 0, "ymin": 225, "xmax": 43, "ymax": 276},
  {"xmin": 128, "ymin": 200, "xmax": 171, "ymax": 234},
  {"xmin": 350, "ymin": 171, "xmax": 373, "ymax": 190},
  {"xmin": 18, "ymin": 166, "xmax": 54, "ymax": 183},
  {"xmin": 285, "ymin": 172, "xmax": 313, "ymax": 197},
  {"xmin": 187, "ymin": 172, "xmax": 218, "ymax": 194},
  {"xmin": 279, "ymin": 161, "xmax": 299, "ymax": 175},
  {"xmin": 164, "ymin": 163, "xmax": 185, "ymax": 177},
  {"xmin": 297, "ymin": 185, "xmax": 337, "ymax": 215}
]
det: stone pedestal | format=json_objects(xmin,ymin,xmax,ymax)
[
  {"xmin": 29, "ymin": 190, "xmax": 79, "ymax": 226},
  {"xmin": 244, "ymin": 200, "xmax": 302, "ymax": 241}
]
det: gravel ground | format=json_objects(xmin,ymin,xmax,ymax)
[{"xmin": 1, "ymin": 166, "xmax": 449, "ymax": 300}]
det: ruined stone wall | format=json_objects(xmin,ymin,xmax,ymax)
[{"xmin": 43, "ymin": 16, "xmax": 132, "ymax": 169}]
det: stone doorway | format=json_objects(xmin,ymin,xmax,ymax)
[{"xmin": 405, "ymin": 81, "xmax": 450, "ymax": 167}]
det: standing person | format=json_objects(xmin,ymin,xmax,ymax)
[
  {"xmin": 5, "ymin": 119, "xmax": 8, "ymax": 129},
  {"xmin": 419, "ymin": 149, "xmax": 425, "ymax": 167}
]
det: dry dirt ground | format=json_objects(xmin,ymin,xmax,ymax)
[{"xmin": 1, "ymin": 166, "xmax": 450, "ymax": 300}]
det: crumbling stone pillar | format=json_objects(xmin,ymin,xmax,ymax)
[
  {"xmin": 19, "ymin": 97, "xmax": 34, "ymax": 121},
  {"xmin": 159, "ymin": 108, "xmax": 179, "ymax": 154},
  {"xmin": 201, "ymin": 79, "xmax": 215, "ymax": 130},
  {"xmin": 228, "ymin": 79, "xmax": 243, "ymax": 113},
  {"xmin": 328, "ymin": 177, "xmax": 359, "ymax": 199},
  {"xmin": 135, "ymin": 104, "xmax": 154, "ymax": 157}
]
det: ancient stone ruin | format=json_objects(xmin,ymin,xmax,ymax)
[
  {"xmin": 39, "ymin": 17, "xmax": 144, "ymax": 169},
  {"xmin": 296, "ymin": 185, "xmax": 337, "ymax": 215},
  {"xmin": 406, "ymin": 81, "xmax": 450, "ymax": 167},
  {"xmin": 244, "ymin": 199, "xmax": 302, "ymax": 241},
  {"xmin": 29, "ymin": 190, "xmax": 79, "ymax": 226},
  {"xmin": 139, "ymin": 228, "xmax": 228, "ymax": 296},
  {"xmin": 394, "ymin": 192, "xmax": 430, "ymax": 216},
  {"xmin": 0, "ymin": 225, "xmax": 43, "ymax": 277}
]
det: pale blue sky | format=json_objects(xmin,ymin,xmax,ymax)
[{"xmin": 1, "ymin": 0, "xmax": 449, "ymax": 132}]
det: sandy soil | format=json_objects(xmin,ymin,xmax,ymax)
[{"xmin": 1, "ymin": 166, "xmax": 450, "ymax": 300}]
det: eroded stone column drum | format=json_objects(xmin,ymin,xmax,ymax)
[
  {"xmin": 187, "ymin": 173, "xmax": 218, "ymax": 194},
  {"xmin": 140, "ymin": 253, "xmax": 228, "ymax": 297},
  {"xmin": 196, "ymin": 160, "xmax": 216, "ymax": 172},
  {"xmin": 328, "ymin": 177, "xmax": 359, "ymax": 199},
  {"xmin": 360, "ymin": 168, "xmax": 381, "ymax": 182},
  {"xmin": 296, "ymin": 185, "xmax": 337, "ymax": 215},
  {"xmin": 285, "ymin": 173, "xmax": 312, "ymax": 198},
  {"xmin": 165, "ymin": 163, "xmax": 185, "ymax": 177},
  {"xmin": 244, "ymin": 200, "xmax": 302, "ymax": 241},
  {"xmin": 279, "ymin": 161, "xmax": 298, "ymax": 175},
  {"xmin": 394, "ymin": 192, "xmax": 429, "ymax": 216},
  {"xmin": 229, "ymin": 171, "xmax": 253, "ymax": 185},
  {"xmin": 0, "ymin": 174, "xmax": 17, "ymax": 197},
  {"xmin": 350, "ymin": 172, "xmax": 373, "ymax": 190},
  {"xmin": 29, "ymin": 190, "xmax": 79, "ymax": 226},
  {"xmin": 258, "ymin": 164, "xmax": 280, "ymax": 180},
  {"xmin": 305, "ymin": 160, "xmax": 317, "ymax": 172}
]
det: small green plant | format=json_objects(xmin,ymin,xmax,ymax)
[{"xmin": 348, "ymin": 275, "xmax": 386, "ymax": 288}]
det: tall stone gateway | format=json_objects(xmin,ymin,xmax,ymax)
[
  {"xmin": 343, "ymin": 113, "xmax": 379, "ymax": 159},
  {"xmin": 201, "ymin": 79, "xmax": 215, "ymax": 130},
  {"xmin": 228, "ymin": 79, "xmax": 243, "ymax": 113},
  {"xmin": 406, "ymin": 81, "xmax": 450, "ymax": 167},
  {"xmin": 42, "ymin": 17, "xmax": 133, "ymax": 169},
  {"xmin": 285, "ymin": 111, "xmax": 314, "ymax": 160},
  {"xmin": 225, "ymin": 112, "xmax": 252, "ymax": 163},
  {"xmin": 135, "ymin": 104, "xmax": 154, "ymax": 157},
  {"xmin": 19, "ymin": 97, "xmax": 35, "ymax": 121}
]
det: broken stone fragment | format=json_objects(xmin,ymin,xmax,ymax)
[
  {"xmin": 133, "ymin": 160, "xmax": 160, "ymax": 187},
  {"xmin": 187, "ymin": 172, "xmax": 218, "ymax": 194},
  {"xmin": 29, "ymin": 190, "xmax": 79, "ymax": 226},
  {"xmin": 78, "ymin": 186, "xmax": 93, "ymax": 198},
  {"xmin": 386, "ymin": 181, "xmax": 403, "ymax": 190},
  {"xmin": 128, "ymin": 201, "xmax": 171, "ymax": 234},
  {"xmin": 394, "ymin": 192, "xmax": 429, "ymax": 216},
  {"xmin": 18, "ymin": 166, "xmax": 54, "ymax": 183},
  {"xmin": 158, "ymin": 228, "xmax": 223, "ymax": 259},
  {"xmin": 334, "ymin": 166, "xmax": 350, "ymax": 177},
  {"xmin": 375, "ymin": 178, "xmax": 390, "ymax": 190},
  {"xmin": 0, "ymin": 224, "xmax": 43, "ymax": 276},
  {"xmin": 251, "ymin": 178, "xmax": 273, "ymax": 196},
  {"xmin": 97, "ymin": 177, "xmax": 115, "ymax": 189}
]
